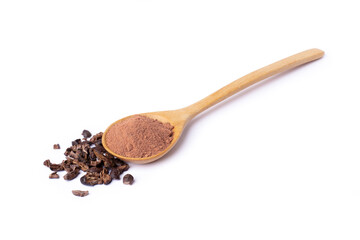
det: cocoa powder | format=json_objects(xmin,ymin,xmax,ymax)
[{"xmin": 105, "ymin": 115, "xmax": 174, "ymax": 158}]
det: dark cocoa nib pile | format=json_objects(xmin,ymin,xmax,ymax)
[{"xmin": 43, "ymin": 130, "xmax": 131, "ymax": 188}]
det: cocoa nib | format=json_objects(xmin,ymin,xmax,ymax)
[
  {"xmin": 49, "ymin": 172, "xmax": 59, "ymax": 179},
  {"xmin": 72, "ymin": 159, "xmax": 89, "ymax": 172},
  {"xmin": 101, "ymin": 171, "xmax": 112, "ymax": 185},
  {"xmin": 123, "ymin": 174, "xmax": 134, "ymax": 185},
  {"xmin": 93, "ymin": 144, "xmax": 106, "ymax": 154},
  {"xmin": 53, "ymin": 144, "xmax": 60, "ymax": 149},
  {"xmin": 80, "ymin": 172, "xmax": 103, "ymax": 186},
  {"xmin": 72, "ymin": 139, "xmax": 82, "ymax": 146},
  {"xmin": 110, "ymin": 164, "xmax": 129, "ymax": 180},
  {"xmin": 44, "ymin": 159, "xmax": 64, "ymax": 171},
  {"xmin": 43, "ymin": 159, "xmax": 51, "ymax": 167},
  {"xmin": 89, "ymin": 132, "xmax": 103, "ymax": 144},
  {"xmin": 82, "ymin": 130, "xmax": 92, "ymax": 139},
  {"xmin": 110, "ymin": 167, "xmax": 121, "ymax": 180},
  {"xmin": 93, "ymin": 150, "xmax": 115, "ymax": 168},
  {"xmin": 64, "ymin": 168, "xmax": 80, "ymax": 180},
  {"xmin": 72, "ymin": 190, "xmax": 89, "ymax": 197},
  {"xmin": 49, "ymin": 164, "xmax": 64, "ymax": 171}
]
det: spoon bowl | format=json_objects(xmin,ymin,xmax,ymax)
[
  {"xmin": 103, "ymin": 109, "xmax": 190, "ymax": 164},
  {"xmin": 102, "ymin": 49, "xmax": 324, "ymax": 164}
]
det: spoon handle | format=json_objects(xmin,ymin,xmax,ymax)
[{"xmin": 182, "ymin": 48, "xmax": 324, "ymax": 119}]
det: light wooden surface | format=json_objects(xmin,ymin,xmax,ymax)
[{"xmin": 103, "ymin": 48, "xmax": 324, "ymax": 164}]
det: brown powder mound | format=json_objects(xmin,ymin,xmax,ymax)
[{"xmin": 105, "ymin": 115, "xmax": 174, "ymax": 158}]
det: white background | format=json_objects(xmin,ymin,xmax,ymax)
[{"xmin": 0, "ymin": 0, "xmax": 359, "ymax": 239}]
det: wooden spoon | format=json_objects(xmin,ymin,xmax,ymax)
[{"xmin": 102, "ymin": 48, "xmax": 324, "ymax": 164}]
